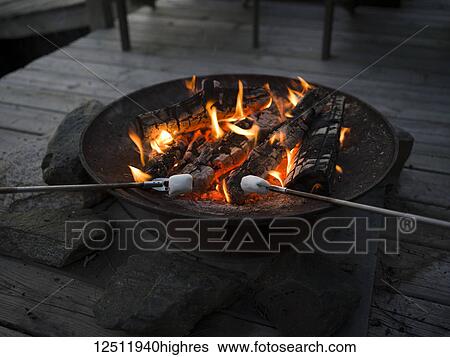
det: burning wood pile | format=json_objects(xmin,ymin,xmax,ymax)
[{"xmin": 128, "ymin": 76, "xmax": 349, "ymax": 204}]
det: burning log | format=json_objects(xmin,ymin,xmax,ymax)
[
  {"xmin": 225, "ymin": 87, "xmax": 328, "ymax": 204},
  {"xmin": 181, "ymin": 119, "xmax": 256, "ymax": 192},
  {"xmin": 284, "ymin": 95, "xmax": 346, "ymax": 194},
  {"xmin": 144, "ymin": 137, "xmax": 188, "ymax": 178},
  {"xmin": 180, "ymin": 102, "xmax": 282, "ymax": 192},
  {"xmin": 136, "ymin": 79, "xmax": 270, "ymax": 143}
]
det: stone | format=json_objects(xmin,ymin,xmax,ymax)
[
  {"xmin": 0, "ymin": 208, "xmax": 110, "ymax": 267},
  {"xmin": 0, "ymin": 136, "xmax": 104, "ymax": 214},
  {"xmin": 94, "ymin": 253, "xmax": 247, "ymax": 335},
  {"xmin": 254, "ymin": 252, "xmax": 360, "ymax": 336},
  {"xmin": 42, "ymin": 100, "xmax": 104, "ymax": 185}
]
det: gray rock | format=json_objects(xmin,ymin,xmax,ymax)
[
  {"xmin": 0, "ymin": 136, "xmax": 104, "ymax": 214},
  {"xmin": 42, "ymin": 100, "xmax": 104, "ymax": 185},
  {"xmin": 254, "ymin": 253, "xmax": 360, "ymax": 336},
  {"xmin": 0, "ymin": 208, "xmax": 110, "ymax": 267},
  {"xmin": 95, "ymin": 253, "xmax": 247, "ymax": 335}
]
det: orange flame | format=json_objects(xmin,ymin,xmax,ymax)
[
  {"xmin": 311, "ymin": 183, "xmax": 322, "ymax": 192},
  {"xmin": 222, "ymin": 179, "xmax": 231, "ymax": 203},
  {"xmin": 286, "ymin": 145, "xmax": 300, "ymax": 174},
  {"xmin": 339, "ymin": 127, "xmax": 351, "ymax": 148},
  {"xmin": 129, "ymin": 165, "xmax": 151, "ymax": 182},
  {"xmin": 268, "ymin": 170, "xmax": 284, "ymax": 187},
  {"xmin": 234, "ymin": 80, "xmax": 245, "ymax": 120},
  {"xmin": 269, "ymin": 130, "xmax": 286, "ymax": 145},
  {"xmin": 206, "ymin": 100, "xmax": 224, "ymax": 139},
  {"xmin": 128, "ymin": 128, "xmax": 145, "ymax": 166},
  {"xmin": 226, "ymin": 122, "xmax": 259, "ymax": 143},
  {"xmin": 335, "ymin": 164, "xmax": 343, "ymax": 174},
  {"xmin": 150, "ymin": 130, "xmax": 174, "ymax": 154},
  {"xmin": 185, "ymin": 75, "xmax": 196, "ymax": 92},
  {"xmin": 286, "ymin": 76, "xmax": 312, "ymax": 107}
]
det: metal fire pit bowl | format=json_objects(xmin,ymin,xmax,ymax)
[{"xmin": 80, "ymin": 74, "xmax": 398, "ymax": 220}]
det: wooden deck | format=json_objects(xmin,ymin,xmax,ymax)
[{"xmin": 0, "ymin": 0, "xmax": 449, "ymax": 336}]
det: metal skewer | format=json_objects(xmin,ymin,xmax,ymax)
[
  {"xmin": 266, "ymin": 185, "xmax": 450, "ymax": 229},
  {"xmin": 240, "ymin": 175, "xmax": 450, "ymax": 229},
  {"xmin": 0, "ymin": 181, "xmax": 162, "ymax": 194}
]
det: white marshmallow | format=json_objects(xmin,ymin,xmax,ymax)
[
  {"xmin": 168, "ymin": 174, "xmax": 193, "ymax": 196},
  {"xmin": 241, "ymin": 175, "xmax": 270, "ymax": 194}
]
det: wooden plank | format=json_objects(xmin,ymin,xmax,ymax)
[
  {"xmin": 0, "ymin": 255, "xmax": 125, "ymax": 336},
  {"xmin": 0, "ymin": 325, "xmax": 29, "ymax": 337}
]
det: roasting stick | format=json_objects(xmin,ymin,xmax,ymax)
[
  {"xmin": 0, "ymin": 174, "xmax": 193, "ymax": 197},
  {"xmin": 241, "ymin": 176, "xmax": 450, "ymax": 229}
]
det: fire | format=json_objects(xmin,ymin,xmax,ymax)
[
  {"xmin": 222, "ymin": 179, "xmax": 231, "ymax": 203},
  {"xmin": 286, "ymin": 76, "xmax": 312, "ymax": 107},
  {"xmin": 311, "ymin": 183, "xmax": 322, "ymax": 192},
  {"xmin": 185, "ymin": 75, "xmax": 196, "ymax": 92},
  {"xmin": 129, "ymin": 165, "xmax": 151, "ymax": 182},
  {"xmin": 287, "ymin": 87, "xmax": 303, "ymax": 107},
  {"xmin": 335, "ymin": 164, "xmax": 343, "ymax": 174},
  {"xmin": 226, "ymin": 122, "xmax": 259, "ymax": 143},
  {"xmin": 128, "ymin": 128, "xmax": 145, "ymax": 166},
  {"xmin": 206, "ymin": 100, "xmax": 224, "ymax": 139},
  {"xmin": 268, "ymin": 170, "xmax": 284, "ymax": 187},
  {"xmin": 269, "ymin": 130, "xmax": 286, "ymax": 145},
  {"xmin": 234, "ymin": 80, "xmax": 245, "ymax": 120},
  {"xmin": 339, "ymin": 127, "xmax": 351, "ymax": 148},
  {"xmin": 286, "ymin": 145, "xmax": 300, "ymax": 173},
  {"xmin": 150, "ymin": 130, "xmax": 174, "ymax": 154}
]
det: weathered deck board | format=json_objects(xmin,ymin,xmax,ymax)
[{"xmin": 0, "ymin": 0, "xmax": 449, "ymax": 336}]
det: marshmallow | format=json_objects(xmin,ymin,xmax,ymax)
[
  {"xmin": 241, "ymin": 175, "xmax": 270, "ymax": 194},
  {"xmin": 168, "ymin": 174, "xmax": 193, "ymax": 196}
]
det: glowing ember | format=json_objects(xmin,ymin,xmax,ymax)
[
  {"xmin": 206, "ymin": 100, "xmax": 224, "ymax": 139},
  {"xmin": 185, "ymin": 75, "xmax": 196, "ymax": 92},
  {"xmin": 128, "ymin": 128, "xmax": 145, "ymax": 166},
  {"xmin": 268, "ymin": 170, "xmax": 284, "ymax": 187},
  {"xmin": 226, "ymin": 122, "xmax": 259, "ymax": 143},
  {"xmin": 222, "ymin": 179, "xmax": 231, "ymax": 203},
  {"xmin": 129, "ymin": 165, "xmax": 151, "ymax": 182},
  {"xmin": 335, "ymin": 164, "xmax": 343, "ymax": 174},
  {"xmin": 311, "ymin": 183, "xmax": 322, "ymax": 192},
  {"xmin": 150, "ymin": 130, "xmax": 174, "ymax": 154},
  {"xmin": 339, "ymin": 127, "xmax": 351, "ymax": 148}
]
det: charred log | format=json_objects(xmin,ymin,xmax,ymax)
[
  {"xmin": 181, "ymin": 119, "xmax": 256, "ymax": 192},
  {"xmin": 225, "ymin": 88, "xmax": 328, "ymax": 204},
  {"xmin": 144, "ymin": 137, "xmax": 188, "ymax": 178},
  {"xmin": 137, "ymin": 79, "xmax": 270, "ymax": 143},
  {"xmin": 284, "ymin": 95, "xmax": 346, "ymax": 194}
]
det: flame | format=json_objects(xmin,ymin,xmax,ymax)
[
  {"xmin": 268, "ymin": 170, "xmax": 284, "ymax": 187},
  {"xmin": 206, "ymin": 100, "xmax": 224, "ymax": 139},
  {"xmin": 226, "ymin": 122, "xmax": 259, "ymax": 142},
  {"xmin": 185, "ymin": 75, "xmax": 196, "ymax": 92},
  {"xmin": 269, "ymin": 130, "xmax": 286, "ymax": 145},
  {"xmin": 222, "ymin": 179, "xmax": 231, "ymax": 203},
  {"xmin": 339, "ymin": 127, "xmax": 351, "ymax": 148},
  {"xmin": 286, "ymin": 76, "xmax": 312, "ymax": 107},
  {"xmin": 336, "ymin": 164, "xmax": 343, "ymax": 174},
  {"xmin": 297, "ymin": 76, "xmax": 312, "ymax": 92},
  {"xmin": 128, "ymin": 128, "xmax": 145, "ymax": 166},
  {"xmin": 311, "ymin": 183, "xmax": 322, "ymax": 192},
  {"xmin": 150, "ymin": 130, "xmax": 174, "ymax": 154},
  {"xmin": 286, "ymin": 145, "xmax": 300, "ymax": 174},
  {"xmin": 287, "ymin": 87, "xmax": 303, "ymax": 107},
  {"xmin": 129, "ymin": 165, "xmax": 151, "ymax": 182},
  {"xmin": 234, "ymin": 80, "xmax": 245, "ymax": 120}
]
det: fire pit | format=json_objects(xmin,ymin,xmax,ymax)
[{"xmin": 80, "ymin": 74, "xmax": 397, "ymax": 219}]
